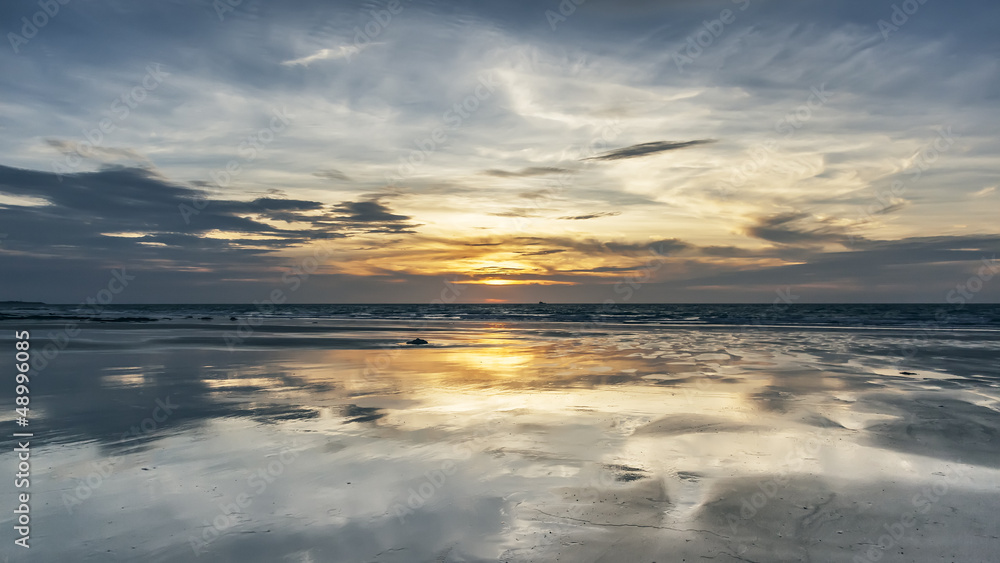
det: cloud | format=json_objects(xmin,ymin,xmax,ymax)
[
  {"xmin": 583, "ymin": 140, "xmax": 717, "ymax": 161},
  {"xmin": 557, "ymin": 211, "xmax": 621, "ymax": 220},
  {"xmin": 520, "ymin": 249, "xmax": 566, "ymax": 256},
  {"xmin": 280, "ymin": 45, "xmax": 370, "ymax": 66},
  {"xmin": 246, "ymin": 198, "xmax": 325, "ymax": 212},
  {"xmin": 314, "ymin": 168, "xmax": 352, "ymax": 182},
  {"xmin": 483, "ymin": 167, "xmax": 568, "ymax": 178},
  {"xmin": 325, "ymin": 198, "xmax": 419, "ymax": 233},
  {"xmin": 868, "ymin": 200, "xmax": 909, "ymax": 216},
  {"xmin": 743, "ymin": 211, "xmax": 851, "ymax": 247},
  {"xmin": 0, "ymin": 165, "xmax": 416, "ymax": 267},
  {"xmin": 45, "ymin": 139, "xmax": 150, "ymax": 165},
  {"xmin": 971, "ymin": 186, "xmax": 996, "ymax": 198},
  {"xmin": 455, "ymin": 236, "xmax": 690, "ymax": 258},
  {"xmin": 330, "ymin": 199, "xmax": 410, "ymax": 223},
  {"xmin": 489, "ymin": 208, "xmax": 540, "ymax": 218},
  {"xmin": 675, "ymin": 234, "xmax": 1000, "ymax": 300}
]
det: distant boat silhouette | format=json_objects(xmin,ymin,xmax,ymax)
[{"xmin": 538, "ymin": 301, "xmax": 546, "ymax": 304}]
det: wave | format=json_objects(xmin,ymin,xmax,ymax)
[{"xmin": 2, "ymin": 303, "xmax": 998, "ymax": 329}]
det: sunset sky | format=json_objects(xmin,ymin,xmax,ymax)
[{"xmin": 1, "ymin": 0, "xmax": 998, "ymax": 303}]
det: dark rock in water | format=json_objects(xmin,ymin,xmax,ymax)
[
  {"xmin": 230, "ymin": 316, "xmax": 237, "ymax": 321},
  {"xmin": 341, "ymin": 404, "xmax": 385, "ymax": 423},
  {"xmin": 900, "ymin": 371, "xmax": 917, "ymax": 375},
  {"xmin": 406, "ymin": 338, "xmax": 428, "ymax": 345},
  {"xmin": 200, "ymin": 316, "xmax": 212, "ymax": 321},
  {"xmin": 603, "ymin": 463, "xmax": 648, "ymax": 482}
]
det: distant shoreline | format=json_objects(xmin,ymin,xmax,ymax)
[{"xmin": 3, "ymin": 302, "xmax": 1000, "ymax": 306}]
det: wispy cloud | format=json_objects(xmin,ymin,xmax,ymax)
[
  {"xmin": 557, "ymin": 212, "xmax": 621, "ymax": 220},
  {"xmin": 583, "ymin": 140, "xmax": 717, "ymax": 161},
  {"xmin": 45, "ymin": 139, "xmax": 151, "ymax": 165},
  {"xmin": 281, "ymin": 44, "xmax": 373, "ymax": 66},
  {"xmin": 483, "ymin": 167, "xmax": 568, "ymax": 178},
  {"xmin": 314, "ymin": 168, "xmax": 352, "ymax": 182}
]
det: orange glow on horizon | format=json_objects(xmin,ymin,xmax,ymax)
[{"xmin": 471, "ymin": 279, "xmax": 575, "ymax": 286}]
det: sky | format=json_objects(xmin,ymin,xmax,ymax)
[{"xmin": 1, "ymin": 0, "xmax": 998, "ymax": 304}]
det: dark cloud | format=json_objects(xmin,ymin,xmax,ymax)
[
  {"xmin": 852, "ymin": 234, "xmax": 1000, "ymax": 255},
  {"xmin": 743, "ymin": 211, "xmax": 851, "ymax": 247},
  {"xmin": 520, "ymin": 249, "xmax": 566, "ymax": 256},
  {"xmin": 319, "ymin": 198, "xmax": 419, "ymax": 234},
  {"xmin": 483, "ymin": 167, "xmax": 569, "ymax": 178},
  {"xmin": 672, "ymin": 234, "xmax": 1000, "ymax": 299},
  {"xmin": 559, "ymin": 265, "xmax": 651, "ymax": 273},
  {"xmin": 244, "ymin": 198, "xmax": 325, "ymax": 212},
  {"xmin": 557, "ymin": 211, "xmax": 621, "ymax": 220},
  {"xmin": 0, "ymin": 165, "xmax": 277, "ymax": 237},
  {"xmin": 330, "ymin": 199, "xmax": 409, "ymax": 223},
  {"xmin": 601, "ymin": 238, "xmax": 690, "ymax": 256},
  {"xmin": 584, "ymin": 140, "xmax": 716, "ymax": 161},
  {"xmin": 465, "ymin": 236, "xmax": 690, "ymax": 258},
  {"xmin": 314, "ymin": 169, "xmax": 352, "ymax": 182},
  {"xmin": 869, "ymin": 201, "xmax": 908, "ymax": 217},
  {"xmin": 489, "ymin": 208, "xmax": 540, "ymax": 218},
  {"xmin": 701, "ymin": 246, "xmax": 767, "ymax": 258},
  {"xmin": 0, "ymin": 165, "xmax": 413, "ymax": 268}
]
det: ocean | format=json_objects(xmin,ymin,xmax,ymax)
[{"xmin": 5, "ymin": 302, "xmax": 1000, "ymax": 327}]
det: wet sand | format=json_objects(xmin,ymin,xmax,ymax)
[{"xmin": 1, "ymin": 318, "xmax": 998, "ymax": 561}]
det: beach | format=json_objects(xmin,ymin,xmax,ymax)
[
  {"xmin": 4, "ymin": 0, "xmax": 1000, "ymax": 559},
  {"xmin": 1, "ymin": 305, "xmax": 998, "ymax": 562}
]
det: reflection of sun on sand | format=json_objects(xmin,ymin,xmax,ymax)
[
  {"xmin": 306, "ymin": 325, "xmax": 999, "ymax": 562},
  {"xmin": 443, "ymin": 347, "xmax": 535, "ymax": 376}
]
